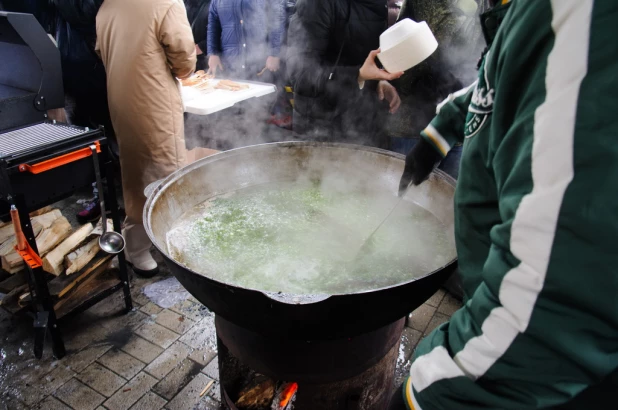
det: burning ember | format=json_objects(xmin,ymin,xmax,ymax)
[
  {"xmin": 234, "ymin": 375, "xmax": 298, "ymax": 410},
  {"xmin": 276, "ymin": 382, "xmax": 299, "ymax": 409}
]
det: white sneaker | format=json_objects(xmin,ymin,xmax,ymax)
[
  {"xmin": 125, "ymin": 248, "xmax": 159, "ymax": 278},
  {"xmin": 123, "ymin": 223, "xmax": 159, "ymax": 278}
]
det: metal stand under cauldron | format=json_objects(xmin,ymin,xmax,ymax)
[{"xmin": 216, "ymin": 316, "xmax": 405, "ymax": 410}]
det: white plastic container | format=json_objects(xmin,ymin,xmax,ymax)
[{"xmin": 377, "ymin": 18, "xmax": 438, "ymax": 73}]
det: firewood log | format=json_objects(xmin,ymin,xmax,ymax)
[
  {"xmin": 57, "ymin": 255, "xmax": 112, "ymax": 299},
  {"xmin": 42, "ymin": 223, "xmax": 93, "ymax": 275},
  {"xmin": 30, "ymin": 209, "xmax": 62, "ymax": 229},
  {"xmin": 92, "ymin": 219, "xmax": 114, "ymax": 236},
  {"xmin": 35, "ymin": 216, "xmax": 72, "ymax": 257},
  {"xmin": 64, "ymin": 238, "xmax": 100, "ymax": 275},
  {"xmin": 29, "ymin": 206, "xmax": 54, "ymax": 217},
  {"xmin": 1, "ymin": 217, "xmax": 71, "ymax": 273},
  {"xmin": 0, "ymin": 220, "xmax": 43, "ymax": 258},
  {"xmin": 0, "ymin": 209, "xmax": 59, "ymax": 245}
]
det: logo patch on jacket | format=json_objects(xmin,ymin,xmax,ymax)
[{"xmin": 465, "ymin": 51, "xmax": 494, "ymax": 138}]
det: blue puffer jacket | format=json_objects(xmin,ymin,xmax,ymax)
[{"xmin": 207, "ymin": 0, "xmax": 286, "ymax": 73}]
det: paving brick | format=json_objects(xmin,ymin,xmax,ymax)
[
  {"xmin": 128, "ymin": 391, "xmax": 167, "ymax": 410},
  {"xmin": 207, "ymin": 381, "xmax": 221, "ymax": 402},
  {"xmin": 121, "ymin": 334, "xmax": 164, "ymax": 364},
  {"xmin": 179, "ymin": 315, "xmax": 216, "ymax": 350},
  {"xmin": 406, "ymin": 304, "xmax": 437, "ymax": 332},
  {"xmin": 437, "ymin": 292, "xmax": 463, "ymax": 317},
  {"xmin": 87, "ymin": 293, "xmax": 132, "ymax": 319},
  {"xmin": 100, "ymin": 310, "xmax": 149, "ymax": 332},
  {"xmin": 130, "ymin": 286, "xmax": 151, "ymax": 306},
  {"xmin": 97, "ymin": 348, "xmax": 145, "ymax": 380},
  {"xmin": 152, "ymin": 358, "xmax": 203, "ymax": 400},
  {"xmin": 169, "ymin": 299, "xmax": 210, "ymax": 323},
  {"xmin": 187, "ymin": 295, "xmax": 200, "ymax": 304},
  {"xmin": 201, "ymin": 356, "xmax": 219, "ymax": 381},
  {"xmin": 139, "ymin": 302, "xmax": 163, "ymax": 316},
  {"xmin": 424, "ymin": 313, "xmax": 450, "ymax": 336},
  {"xmin": 425, "ymin": 288, "xmax": 446, "ymax": 307},
  {"xmin": 400, "ymin": 327, "xmax": 423, "ymax": 363},
  {"xmin": 63, "ymin": 324, "xmax": 111, "ymax": 353},
  {"xmin": 103, "ymin": 372, "xmax": 157, "ymax": 410},
  {"xmin": 64, "ymin": 344, "xmax": 113, "ymax": 373},
  {"xmin": 188, "ymin": 346, "xmax": 217, "ymax": 367},
  {"xmin": 394, "ymin": 358, "xmax": 412, "ymax": 388},
  {"xmin": 3, "ymin": 396, "xmax": 29, "ymax": 410},
  {"xmin": 134, "ymin": 322, "xmax": 179, "ymax": 349},
  {"xmin": 33, "ymin": 396, "xmax": 71, "ymax": 410},
  {"xmin": 21, "ymin": 365, "xmax": 76, "ymax": 406},
  {"xmin": 144, "ymin": 341, "xmax": 192, "ymax": 380},
  {"xmin": 54, "ymin": 378, "xmax": 105, "ymax": 410},
  {"xmin": 77, "ymin": 362, "xmax": 127, "ymax": 397},
  {"xmin": 165, "ymin": 373, "xmax": 214, "ymax": 410},
  {"xmin": 12, "ymin": 358, "xmax": 59, "ymax": 392},
  {"xmin": 194, "ymin": 395, "xmax": 222, "ymax": 410},
  {"xmin": 155, "ymin": 309, "xmax": 196, "ymax": 334}
]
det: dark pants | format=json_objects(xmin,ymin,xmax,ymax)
[{"xmin": 196, "ymin": 54, "xmax": 208, "ymax": 71}]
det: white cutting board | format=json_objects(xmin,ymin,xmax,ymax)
[{"xmin": 182, "ymin": 79, "xmax": 276, "ymax": 116}]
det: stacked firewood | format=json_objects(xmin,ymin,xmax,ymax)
[{"xmin": 0, "ymin": 206, "xmax": 116, "ymax": 316}]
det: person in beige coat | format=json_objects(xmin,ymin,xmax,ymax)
[{"xmin": 96, "ymin": 0, "xmax": 196, "ymax": 276}]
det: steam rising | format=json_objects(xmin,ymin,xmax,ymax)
[{"xmin": 162, "ymin": 148, "xmax": 457, "ymax": 296}]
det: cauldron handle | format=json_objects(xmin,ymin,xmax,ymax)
[
  {"xmin": 262, "ymin": 291, "xmax": 331, "ymax": 305},
  {"xmin": 144, "ymin": 179, "xmax": 164, "ymax": 199}
]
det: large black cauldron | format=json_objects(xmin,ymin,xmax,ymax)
[{"xmin": 144, "ymin": 142, "xmax": 456, "ymax": 340}]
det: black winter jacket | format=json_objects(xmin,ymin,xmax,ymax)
[
  {"xmin": 184, "ymin": 0, "xmax": 211, "ymax": 54},
  {"xmin": 287, "ymin": 0, "xmax": 389, "ymax": 145},
  {"xmin": 52, "ymin": 0, "xmax": 101, "ymax": 63},
  {"xmin": 52, "ymin": 0, "xmax": 113, "ymax": 136},
  {"xmin": 0, "ymin": 0, "xmax": 56, "ymax": 32}
]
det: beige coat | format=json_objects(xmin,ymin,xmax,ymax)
[{"xmin": 96, "ymin": 0, "xmax": 196, "ymax": 226}]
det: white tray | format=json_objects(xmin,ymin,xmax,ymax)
[{"xmin": 182, "ymin": 79, "xmax": 276, "ymax": 116}]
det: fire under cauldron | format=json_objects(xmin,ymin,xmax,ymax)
[{"xmin": 144, "ymin": 142, "xmax": 457, "ymax": 409}]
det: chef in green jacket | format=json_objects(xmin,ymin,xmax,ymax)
[{"xmin": 394, "ymin": 0, "xmax": 618, "ymax": 408}]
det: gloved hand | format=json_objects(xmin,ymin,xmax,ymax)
[{"xmin": 398, "ymin": 138, "xmax": 442, "ymax": 196}]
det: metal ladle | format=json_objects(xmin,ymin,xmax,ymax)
[{"xmin": 90, "ymin": 145, "xmax": 125, "ymax": 254}]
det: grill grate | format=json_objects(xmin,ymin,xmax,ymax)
[{"xmin": 0, "ymin": 122, "xmax": 87, "ymax": 157}]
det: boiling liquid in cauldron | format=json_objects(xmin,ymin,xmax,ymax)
[{"xmin": 166, "ymin": 183, "xmax": 455, "ymax": 295}]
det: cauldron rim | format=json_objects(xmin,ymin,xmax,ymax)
[{"xmin": 143, "ymin": 141, "xmax": 457, "ymax": 305}]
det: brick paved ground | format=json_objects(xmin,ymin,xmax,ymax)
[{"xmin": 0, "ymin": 252, "xmax": 462, "ymax": 410}]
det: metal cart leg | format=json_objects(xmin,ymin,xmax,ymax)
[
  {"xmin": 15, "ymin": 196, "xmax": 65, "ymax": 359},
  {"xmin": 104, "ymin": 158, "xmax": 133, "ymax": 313}
]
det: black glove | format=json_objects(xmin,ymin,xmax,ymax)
[{"xmin": 398, "ymin": 138, "xmax": 442, "ymax": 196}]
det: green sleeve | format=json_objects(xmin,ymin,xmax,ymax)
[
  {"xmin": 406, "ymin": 1, "xmax": 618, "ymax": 409},
  {"xmin": 420, "ymin": 83, "xmax": 474, "ymax": 158}
]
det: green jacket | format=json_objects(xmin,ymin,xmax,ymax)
[{"xmin": 405, "ymin": 0, "xmax": 618, "ymax": 409}]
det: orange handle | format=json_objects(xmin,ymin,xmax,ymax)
[
  {"xmin": 19, "ymin": 141, "xmax": 101, "ymax": 174},
  {"xmin": 10, "ymin": 205, "xmax": 27, "ymax": 251}
]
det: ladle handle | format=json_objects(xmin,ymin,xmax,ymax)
[{"xmin": 90, "ymin": 145, "xmax": 107, "ymax": 234}]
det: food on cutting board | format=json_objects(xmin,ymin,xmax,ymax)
[
  {"xmin": 215, "ymin": 80, "xmax": 250, "ymax": 91},
  {"xmin": 180, "ymin": 72, "xmax": 250, "ymax": 93},
  {"xmin": 180, "ymin": 70, "xmax": 213, "ymax": 87}
]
